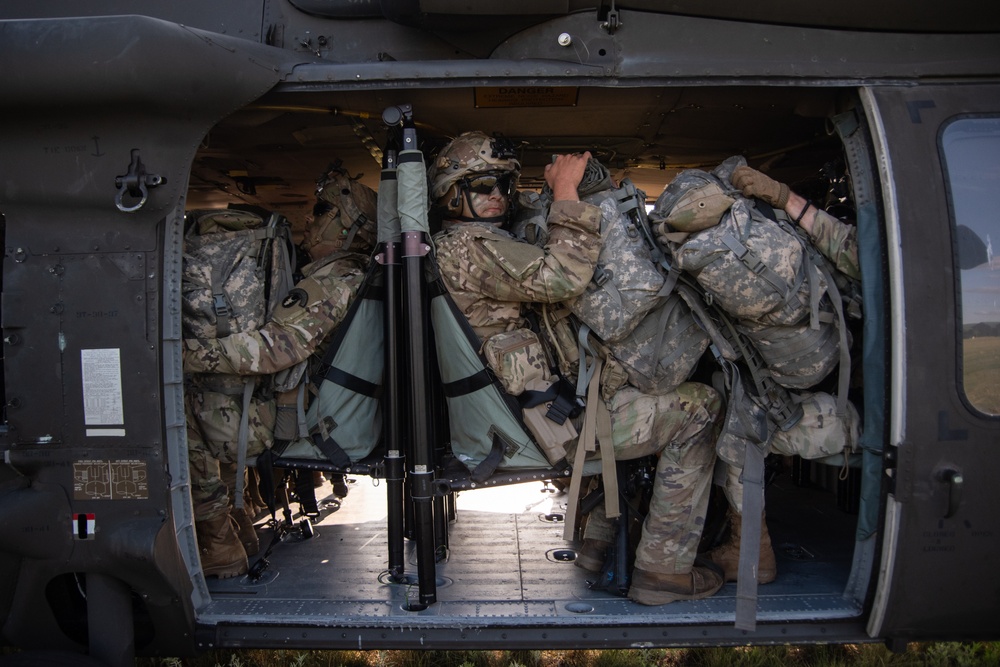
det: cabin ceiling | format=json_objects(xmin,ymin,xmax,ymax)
[{"xmin": 187, "ymin": 85, "xmax": 850, "ymax": 236}]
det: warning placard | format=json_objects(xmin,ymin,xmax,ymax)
[{"xmin": 474, "ymin": 87, "xmax": 578, "ymax": 108}]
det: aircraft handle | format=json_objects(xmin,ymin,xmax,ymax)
[{"xmin": 935, "ymin": 467, "xmax": 964, "ymax": 519}]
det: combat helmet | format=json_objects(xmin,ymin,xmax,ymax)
[
  {"xmin": 428, "ymin": 131, "xmax": 520, "ymax": 223},
  {"xmin": 303, "ymin": 162, "xmax": 379, "ymax": 259}
]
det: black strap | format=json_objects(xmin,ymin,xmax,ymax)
[
  {"xmin": 519, "ymin": 384, "xmax": 559, "ymax": 410},
  {"xmin": 311, "ymin": 432, "xmax": 353, "ymax": 469},
  {"xmin": 470, "ymin": 432, "xmax": 506, "ymax": 484},
  {"xmin": 321, "ymin": 366, "xmax": 382, "ymax": 398},
  {"xmin": 442, "ymin": 368, "xmax": 493, "ymax": 398}
]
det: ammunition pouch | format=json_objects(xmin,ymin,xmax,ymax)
[
  {"xmin": 482, "ymin": 328, "xmax": 548, "ymax": 396},
  {"xmin": 519, "ymin": 377, "xmax": 579, "ymax": 466}
]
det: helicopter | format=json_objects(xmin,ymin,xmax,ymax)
[{"xmin": 1, "ymin": 2, "xmax": 999, "ymax": 665}]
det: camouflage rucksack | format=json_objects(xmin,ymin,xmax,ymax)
[
  {"xmin": 182, "ymin": 208, "xmax": 296, "ymax": 341},
  {"xmin": 652, "ymin": 156, "xmax": 845, "ymax": 390},
  {"xmin": 567, "ymin": 175, "xmax": 669, "ymax": 343},
  {"xmin": 182, "ymin": 208, "xmax": 298, "ymax": 506},
  {"xmin": 564, "ymin": 160, "xmax": 711, "ymax": 395}
]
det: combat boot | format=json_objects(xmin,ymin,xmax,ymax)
[
  {"xmin": 230, "ymin": 506, "xmax": 260, "ymax": 557},
  {"xmin": 574, "ymin": 538, "xmax": 610, "ymax": 572},
  {"xmin": 705, "ymin": 509, "xmax": 776, "ymax": 584},
  {"xmin": 329, "ymin": 473, "xmax": 350, "ymax": 498},
  {"xmin": 196, "ymin": 514, "xmax": 248, "ymax": 579},
  {"xmin": 628, "ymin": 566, "xmax": 724, "ymax": 605}
]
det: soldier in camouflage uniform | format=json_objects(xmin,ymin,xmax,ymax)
[
  {"xmin": 429, "ymin": 131, "xmax": 724, "ymax": 605},
  {"xmin": 703, "ymin": 164, "xmax": 863, "ymax": 583},
  {"xmin": 184, "ymin": 172, "xmax": 377, "ymax": 578}
]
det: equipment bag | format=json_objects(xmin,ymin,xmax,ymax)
[
  {"xmin": 653, "ymin": 156, "xmax": 847, "ymax": 392},
  {"xmin": 182, "ymin": 208, "xmax": 295, "ymax": 339},
  {"xmin": 605, "ymin": 284, "xmax": 711, "ymax": 395},
  {"xmin": 182, "ymin": 207, "xmax": 297, "ymax": 507},
  {"xmin": 567, "ymin": 171, "xmax": 669, "ymax": 343}
]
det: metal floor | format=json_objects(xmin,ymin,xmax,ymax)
[{"xmin": 201, "ymin": 471, "xmax": 863, "ymax": 626}]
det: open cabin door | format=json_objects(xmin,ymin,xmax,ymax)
[{"xmin": 865, "ymin": 85, "xmax": 1000, "ymax": 643}]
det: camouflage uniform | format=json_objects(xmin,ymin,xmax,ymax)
[
  {"xmin": 808, "ymin": 208, "xmax": 861, "ymax": 281},
  {"xmin": 582, "ymin": 383, "xmax": 722, "ymax": 575},
  {"xmin": 184, "ymin": 252, "xmax": 368, "ymax": 521},
  {"xmin": 435, "ymin": 200, "xmax": 723, "ymax": 577},
  {"xmin": 435, "ymin": 200, "xmax": 603, "ymax": 338},
  {"xmin": 720, "ymin": 390, "xmax": 861, "ymax": 513}
]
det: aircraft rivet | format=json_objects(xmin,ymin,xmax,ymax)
[{"xmin": 558, "ymin": 32, "xmax": 572, "ymax": 47}]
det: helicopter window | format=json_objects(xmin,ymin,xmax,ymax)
[{"xmin": 941, "ymin": 116, "xmax": 1000, "ymax": 416}]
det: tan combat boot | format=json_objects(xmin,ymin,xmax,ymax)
[
  {"xmin": 628, "ymin": 566, "xmax": 724, "ymax": 605},
  {"xmin": 230, "ymin": 506, "xmax": 260, "ymax": 557},
  {"xmin": 705, "ymin": 509, "xmax": 777, "ymax": 584},
  {"xmin": 196, "ymin": 514, "xmax": 248, "ymax": 579}
]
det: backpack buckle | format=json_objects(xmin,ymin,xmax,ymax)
[{"xmin": 213, "ymin": 293, "xmax": 232, "ymax": 318}]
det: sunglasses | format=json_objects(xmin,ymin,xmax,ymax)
[{"xmin": 462, "ymin": 172, "xmax": 517, "ymax": 198}]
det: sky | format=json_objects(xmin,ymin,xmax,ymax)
[{"xmin": 942, "ymin": 118, "xmax": 1000, "ymax": 326}]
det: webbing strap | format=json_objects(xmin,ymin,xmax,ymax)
[
  {"xmin": 574, "ymin": 324, "xmax": 600, "ymax": 400},
  {"xmin": 471, "ymin": 431, "xmax": 507, "ymax": 484},
  {"xmin": 735, "ymin": 442, "xmax": 766, "ymax": 632},
  {"xmin": 233, "ymin": 380, "xmax": 254, "ymax": 511},
  {"xmin": 563, "ymin": 356, "xmax": 603, "ymax": 542},
  {"xmin": 322, "ymin": 366, "xmax": 382, "ymax": 398},
  {"xmin": 441, "ymin": 368, "xmax": 493, "ymax": 398},
  {"xmin": 310, "ymin": 431, "xmax": 353, "ymax": 469},
  {"xmin": 210, "ymin": 263, "xmax": 232, "ymax": 338},
  {"xmin": 597, "ymin": 392, "xmax": 619, "ymax": 520},
  {"xmin": 295, "ymin": 381, "xmax": 308, "ymax": 440},
  {"xmin": 720, "ymin": 232, "xmax": 795, "ymax": 307},
  {"xmin": 814, "ymin": 259, "xmax": 852, "ymax": 416}
]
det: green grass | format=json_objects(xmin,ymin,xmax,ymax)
[
  {"xmin": 132, "ymin": 643, "xmax": 1000, "ymax": 667},
  {"xmin": 963, "ymin": 336, "xmax": 1000, "ymax": 414}
]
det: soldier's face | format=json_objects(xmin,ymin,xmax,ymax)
[{"xmin": 461, "ymin": 184, "xmax": 509, "ymax": 220}]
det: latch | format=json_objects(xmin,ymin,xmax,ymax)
[
  {"xmin": 114, "ymin": 149, "xmax": 166, "ymax": 213},
  {"xmin": 935, "ymin": 466, "xmax": 964, "ymax": 519},
  {"xmin": 600, "ymin": 0, "xmax": 620, "ymax": 34}
]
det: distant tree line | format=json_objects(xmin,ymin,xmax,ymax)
[{"xmin": 964, "ymin": 322, "xmax": 1000, "ymax": 338}]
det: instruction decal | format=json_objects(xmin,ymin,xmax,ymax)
[
  {"xmin": 81, "ymin": 348, "xmax": 125, "ymax": 434},
  {"xmin": 73, "ymin": 459, "xmax": 149, "ymax": 500}
]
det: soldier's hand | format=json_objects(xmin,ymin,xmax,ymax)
[
  {"xmin": 545, "ymin": 151, "xmax": 592, "ymax": 202},
  {"xmin": 732, "ymin": 165, "xmax": 790, "ymax": 209}
]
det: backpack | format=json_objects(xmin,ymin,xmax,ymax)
[
  {"xmin": 564, "ymin": 161, "xmax": 711, "ymax": 396},
  {"xmin": 652, "ymin": 157, "xmax": 845, "ymax": 391},
  {"xmin": 567, "ymin": 178, "xmax": 669, "ymax": 343},
  {"xmin": 182, "ymin": 208, "xmax": 296, "ymax": 341},
  {"xmin": 182, "ymin": 208, "xmax": 300, "ymax": 506}
]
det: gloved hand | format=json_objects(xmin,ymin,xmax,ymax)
[
  {"xmin": 273, "ymin": 405, "xmax": 299, "ymax": 441},
  {"xmin": 731, "ymin": 166, "xmax": 789, "ymax": 209}
]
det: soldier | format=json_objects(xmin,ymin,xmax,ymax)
[
  {"xmin": 429, "ymin": 131, "xmax": 724, "ymax": 605},
  {"xmin": 184, "ymin": 173, "xmax": 377, "ymax": 578},
  {"xmin": 704, "ymin": 164, "xmax": 863, "ymax": 583}
]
